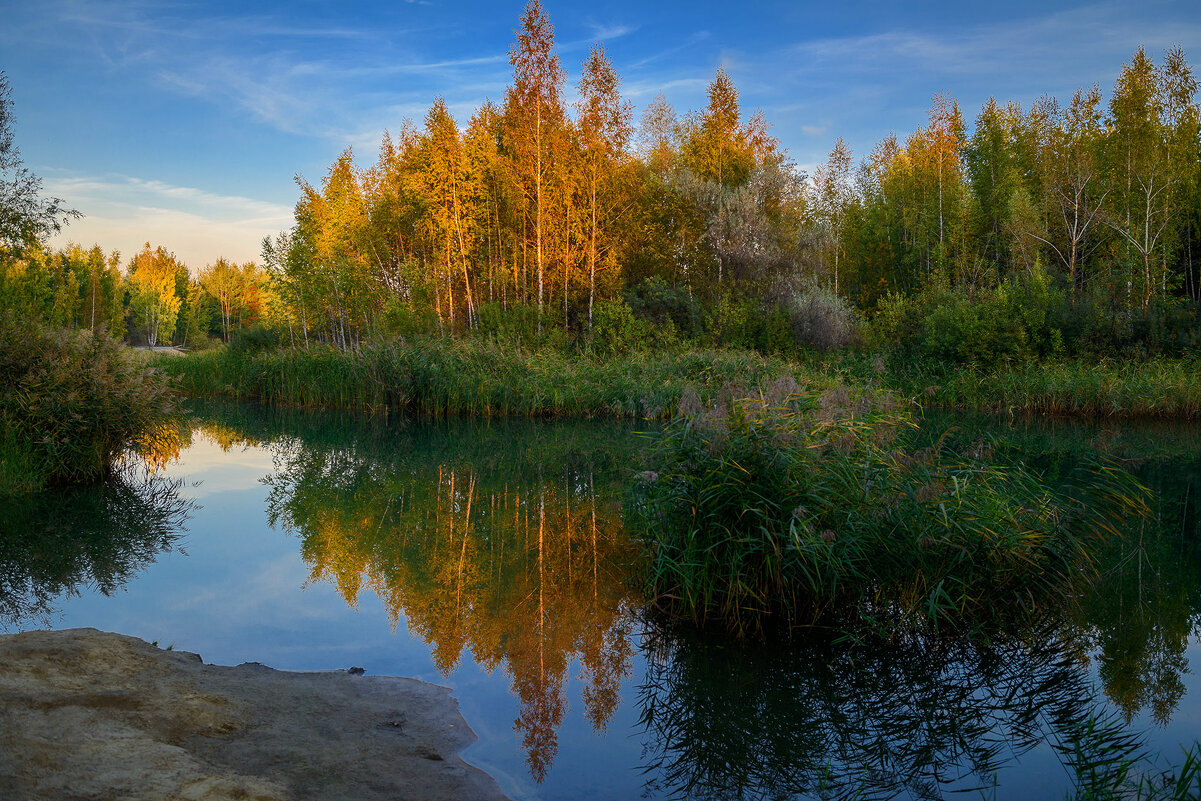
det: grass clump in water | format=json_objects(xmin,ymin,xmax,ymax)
[
  {"xmin": 630, "ymin": 379, "xmax": 1152, "ymax": 637},
  {"xmin": 0, "ymin": 315, "xmax": 178, "ymax": 494}
]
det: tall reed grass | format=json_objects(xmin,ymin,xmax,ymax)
[
  {"xmin": 628, "ymin": 380, "xmax": 1152, "ymax": 637},
  {"xmin": 897, "ymin": 358, "xmax": 1201, "ymax": 420},
  {"xmin": 157, "ymin": 339, "xmax": 822, "ymax": 419}
]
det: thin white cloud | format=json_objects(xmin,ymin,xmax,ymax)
[
  {"xmin": 630, "ymin": 31, "xmax": 712, "ymax": 69},
  {"xmin": 727, "ymin": 0, "xmax": 1201, "ymax": 170},
  {"xmin": 588, "ymin": 23, "xmax": 638, "ymax": 41},
  {"xmin": 786, "ymin": 2, "xmax": 1201, "ymax": 91}
]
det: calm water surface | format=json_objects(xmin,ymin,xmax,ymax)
[{"xmin": 3, "ymin": 401, "xmax": 1200, "ymax": 800}]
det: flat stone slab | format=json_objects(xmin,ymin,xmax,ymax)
[{"xmin": 0, "ymin": 628, "xmax": 509, "ymax": 801}]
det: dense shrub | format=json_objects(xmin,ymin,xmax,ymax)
[
  {"xmin": 785, "ymin": 285, "xmax": 862, "ymax": 351},
  {"xmin": 0, "ymin": 315, "xmax": 178, "ymax": 493},
  {"xmin": 704, "ymin": 293, "xmax": 760, "ymax": 350},
  {"xmin": 473, "ymin": 301, "xmax": 569, "ymax": 350},
  {"xmin": 589, "ymin": 299, "xmax": 651, "ymax": 356},
  {"xmin": 871, "ymin": 269, "xmax": 1067, "ymax": 366},
  {"xmin": 625, "ymin": 277, "xmax": 703, "ymax": 339},
  {"xmin": 227, "ymin": 323, "xmax": 281, "ymax": 355}
]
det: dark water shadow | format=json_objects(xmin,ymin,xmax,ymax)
[
  {"xmin": 0, "ymin": 460, "xmax": 194, "ymax": 629},
  {"xmin": 637, "ymin": 620, "xmax": 1155, "ymax": 801}
]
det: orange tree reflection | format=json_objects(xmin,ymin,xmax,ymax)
[{"xmin": 258, "ymin": 417, "xmax": 645, "ymax": 782}]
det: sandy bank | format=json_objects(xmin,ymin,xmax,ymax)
[{"xmin": 0, "ymin": 628, "xmax": 510, "ymax": 801}]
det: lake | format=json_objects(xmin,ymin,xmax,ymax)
[{"xmin": 2, "ymin": 400, "xmax": 1199, "ymax": 800}]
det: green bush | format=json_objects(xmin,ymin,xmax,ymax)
[
  {"xmin": 474, "ymin": 301, "xmax": 569, "ymax": 350},
  {"xmin": 590, "ymin": 300, "xmax": 650, "ymax": 357},
  {"xmin": 867, "ymin": 291, "xmax": 923, "ymax": 352},
  {"xmin": 0, "ymin": 315, "xmax": 178, "ymax": 493},
  {"xmin": 625, "ymin": 277, "xmax": 703, "ymax": 339},
  {"xmin": 871, "ymin": 269, "xmax": 1067, "ymax": 367},
  {"xmin": 227, "ymin": 323, "xmax": 281, "ymax": 355},
  {"xmin": 382, "ymin": 297, "xmax": 441, "ymax": 338},
  {"xmin": 704, "ymin": 293, "xmax": 759, "ymax": 350}
]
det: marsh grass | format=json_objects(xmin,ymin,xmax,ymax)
[
  {"xmin": 157, "ymin": 339, "xmax": 816, "ymax": 419},
  {"xmin": 895, "ymin": 358, "xmax": 1201, "ymax": 420},
  {"xmin": 0, "ymin": 315, "xmax": 177, "ymax": 494},
  {"xmin": 629, "ymin": 380, "xmax": 1153, "ymax": 637}
]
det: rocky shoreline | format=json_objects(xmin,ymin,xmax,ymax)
[{"xmin": 0, "ymin": 628, "xmax": 510, "ymax": 801}]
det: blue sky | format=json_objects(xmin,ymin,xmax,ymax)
[{"xmin": 3, "ymin": 0, "xmax": 1199, "ymax": 269}]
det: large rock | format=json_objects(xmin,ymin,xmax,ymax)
[{"xmin": 0, "ymin": 628, "xmax": 510, "ymax": 801}]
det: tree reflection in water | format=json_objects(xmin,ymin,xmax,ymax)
[
  {"xmin": 0, "ymin": 460, "xmax": 193, "ymax": 629},
  {"xmin": 240, "ymin": 410, "xmax": 645, "ymax": 782},
  {"xmin": 637, "ymin": 622, "xmax": 1149, "ymax": 801},
  {"xmin": 188, "ymin": 401, "xmax": 1201, "ymax": 792},
  {"xmin": 918, "ymin": 411, "xmax": 1201, "ymax": 729}
]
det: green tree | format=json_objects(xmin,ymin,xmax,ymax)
[
  {"xmin": 814, "ymin": 138, "xmax": 853, "ymax": 294},
  {"xmin": 295, "ymin": 149, "xmax": 377, "ymax": 348},
  {"xmin": 1101, "ymin": 47, "xmax": 1191, "ymax": 311},
  {"xmin": 199, "ymin": 258, "xmax": 247, "ymax": 342},
  {"xmin": 1036, "ymin": 87, "xmax": 1107, "ymax": 292}
]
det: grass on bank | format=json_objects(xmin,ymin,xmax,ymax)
[
  {"xmin": 890, "ymin": 357, "xmax": 1201, "ymax": 420},
  {"xmin": 158, "ymin": 335, "xmax": 1201, "ymax": 423},
  {"xmin": 628, "ymin": 380, "xmax": 1153, "ymax": 637},
  {"xmin": 0, "ymin": 315, "xmax": 177, "ymax": 495},
  {"xmin": 155, "ymin": 338, "xmax": 835, "ymax": 419}
]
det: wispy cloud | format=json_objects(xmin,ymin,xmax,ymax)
[
  {"xmin": 588, "ymin": 22, "xmax": 638, "ymax": 41},
  {"xmin": 785, "ymin": 2, "xmax": 1201, "ymax": 94},
  {"xmin": 630, "ymin": 30, "xmax": 712, "ymax": 69}
]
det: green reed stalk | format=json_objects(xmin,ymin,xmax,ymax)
[{"xmin": 629, "ymin": 381, "xmax": 1153, "ymax": 637}]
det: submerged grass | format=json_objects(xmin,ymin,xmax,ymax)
[
  {"xmin": 156, "ymin": 338, "xmax": 821, "ymax": 419},
  {"xmin": 629, "ymin": 379, "xmax": 1153, "ymax": 637}
]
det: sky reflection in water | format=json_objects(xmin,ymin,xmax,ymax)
[{"xmin": 4, "ymin": 402, "xmax": 1200, "ymax": 800}]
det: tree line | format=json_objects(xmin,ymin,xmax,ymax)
[
  {"xmin": 263, "ymin": 2, "xmax": 1201, "ymax": 358},
  {"xmin": 3, "ymin": 1, "xmax": 1199, "ymax": 361},
  {"xmin": 263, "ymin": 1, "xmax": 804, "ymax": 349},
  {"xmin": 0, "ymin": 240, "xmax": 271, "ymax": 348}
]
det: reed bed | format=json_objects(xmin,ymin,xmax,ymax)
[
  {"xmin": 628, "ymin": 380, "xmax": 1152, "ymax": 637},
  {"xmin": 157, "ymin": 339, "xmax": 824, "ymax": 419},
  {"xmin": 905, "ymin": 358, "xmax": 1201, "ymax": 420},
  {"xmin": 160, "ymin": 341, "xmax": 1201, "ymax": 423}
]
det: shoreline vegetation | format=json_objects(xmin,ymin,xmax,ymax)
[
  {"xmin": 628, "ymin": 380, "xmax": 1155, "ymax": 637},
  {"xmin": 153, "ymin": 340, "xmax": 1201, "ymax": 423},
  {"xmin": 0, "ymin": 316, "xmax": 177, "ymax": 496},
  {"xmin": 2, "ymin": 1, "xmax": 1200, "ymax": 796}
]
